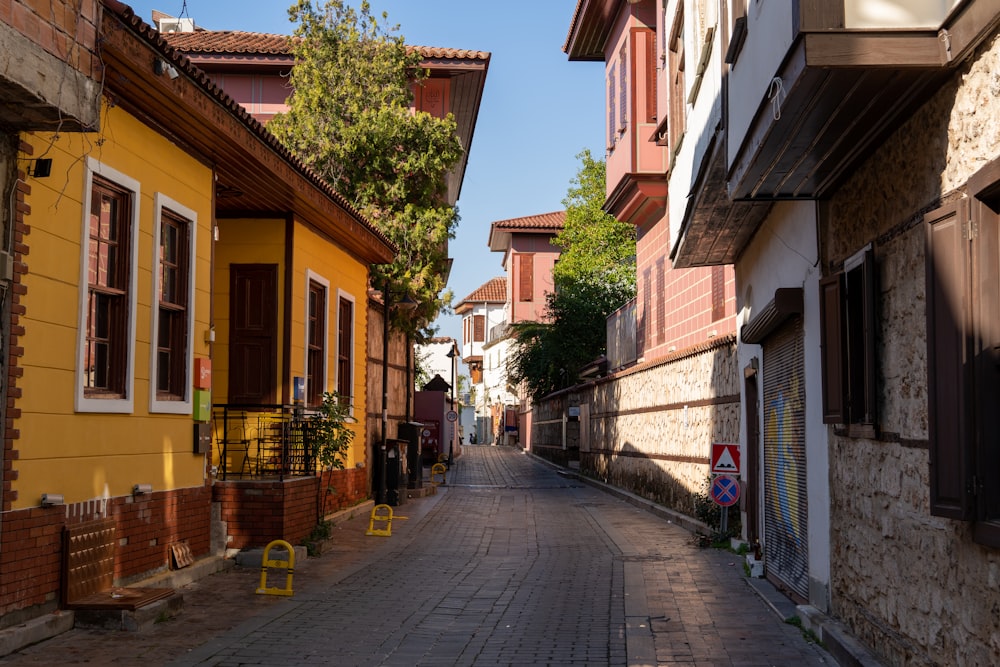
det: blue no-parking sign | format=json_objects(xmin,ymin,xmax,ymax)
[{"xmin": 710, "ymin": 475, "xmax": 740, "ymax": 507}]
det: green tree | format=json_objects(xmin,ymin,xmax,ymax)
[
  {"xmin": 509, "ymin": 151, "xmax": 636, "ymax": 400},
  {"xmin": 269, "ymin": 0, "xmax": 464, "ymax": 335},
  {"xmin": 552, "ymin": 149, "xmax": 636, "ymax": 292}
]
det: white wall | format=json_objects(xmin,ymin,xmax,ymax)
[
  {"xmin": 735, "ymin": 199, "xmax": 830, "ymax": 610},
  {"xmin": 725, "ymin": 1, "xmax": 796, "ymax": 179},
  {"xmin": 665, "ymin": 0, "xmax": 725, "ymax": 253}
]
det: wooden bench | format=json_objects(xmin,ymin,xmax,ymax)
[{"xmin": 61, "ymin": 518, "xmax": 175, "ymax": 611}]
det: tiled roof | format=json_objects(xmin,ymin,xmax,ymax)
[
  {"xmin": 107, "ymin": 2, "xmax": 395, "ymax": 259},
  {"xmin": 164, "ymin": 30, "xmax": 294, "ymax": 55},
  {"xmin": 163, "ymin": 30, "xmax": 489, "ymax": 61},
  {"xmin": 491, "ymin": 211, "xmax": 566, "ymax": 231},
  {"xmin": 456, "ymin": 277, "xmax": 506, "ymax": 307}
]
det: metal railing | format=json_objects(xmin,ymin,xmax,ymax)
[{"xmin": 211, "ymin": 404, "xmax": 320, "ymax": 481}]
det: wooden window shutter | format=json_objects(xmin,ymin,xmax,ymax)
[
  {"xmin": 859, "ymin": 248, "xmax": 878, "ymax": 425},
  {"xmin": 619, "ymin": 44, "xmax": 627, "ymax": 131},
  {"xmin": 818, "ymin": 273, "xmax": 846, "ymax": 424},
  {"xmin": 608, "ymin": 71, "xmax": 616, "ymax": 147},
  {"xmin": 973, "ymin": 196, "xmax": 1000, "ymax": 528},
  {"xmin": 519, "ymin": 254, "xmax": 534, "ymax": 302},
  {"xmin": 925, "ymin": 200, "xmax": 972, "ymax": 519},
  {"xmin": 711, "ymin": 265, "xmax": 726, "ymax": 322},
  {"xmin": 646, "ymin": 31, "xmax": 657, "ymax": 123},
  {"xmin": 474, "ymin": 315, "xmax": 485, "ymax": 342}
]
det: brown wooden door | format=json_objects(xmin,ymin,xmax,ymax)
[{"xmin": 229, "ymin": 264, "xmax": 277, "ymax": 405}]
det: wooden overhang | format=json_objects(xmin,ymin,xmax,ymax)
[
  {"xmin": 677, "ymin": 0, "xmax": 1000, "ymax": 268},
  {"xmin": 670, "ymin": 133, "xmax": 772, "ymax": 268},
  {"xmin": 563, "ymin": 0, "xmax": 621, "ymax": 61},
  {"xmin": 741, "ymin": 287, "xmax": 804, "ymax": 345},
  {"xmin": 166, "ymin": 32, "xmax": 489, "ymax": 209},
  {"xmin": 604, "ymin": 171, "xmax": 668, "ymax": 228},
  {"xmin": 99, "ymin": 1, "xmax": 395, "ymax": 266},
  {"xmin": 417, "ymin": 48, "xmax": 491, "ymax": 205}
]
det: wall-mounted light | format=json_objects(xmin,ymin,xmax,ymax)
[
  {"xmin": 41, "ymin": 493, "xmax": 64, "ymax": 507},
  {"xmin": 153, "ymin": 58, "xmax": 180, "ymax": 80},
  {"xmin": 28, "ymin": 158, "xmax": 52, "ymax": 178},
  {"xmin": 132, "ymin": 483, "xmax": 153, "ymax": 495}
]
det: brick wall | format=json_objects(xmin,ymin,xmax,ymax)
[
  {"xmin": 0, "ymin": 506, "xmax": 63, "ymax": 623},
  {"xmin": 635, "ymin": 216, "xmax": 737, "ymax": 360},
  {"xmin": 214, "ymin": 468, "xmax": 369, "ymax": 550},
  {"xmin": 2, "ymin": 0, "xmax": 101, "ymax": 79},
  {"xmin": 0, "ymin": 486, "xmax": 211, "ymax": 626}
]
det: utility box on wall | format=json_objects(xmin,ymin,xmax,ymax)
[{"xmin": 194, "ymin": 423, "xmax": 212, "ymax": 453}]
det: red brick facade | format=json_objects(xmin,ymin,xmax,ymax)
[
  {"xmin": 2, "ymin": 0, "xmax": 101, "ymax": 80},
  {"xmin": 0, "ymin": 486, "xmax": 211, "ymax": 619},
  {"xmin": 635, "ymin": 216, "xmax": 736, "ymax": 360},
  {"xmin": 213, "ymin": 467, "xmax": 369, "ymax": 550}
]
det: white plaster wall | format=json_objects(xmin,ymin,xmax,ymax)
[
  {"xmin": 482, "ymin": 338, "xmax": 517, "ymax": 409},
  {"xmin": 666, "ymin": 0, "xmax": 725, "ymax": 252},
  {"xmin": 844, "ymin": 0, "xmax": 959, "ymax": 28},
  {"xmin": 725, "ymin": 1, "xmax": 795, "ymax": 176},
  {"xmin": 735, "ymin": 200, "xmax": 830, "ymax": 610}
]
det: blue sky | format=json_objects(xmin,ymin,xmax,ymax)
[{"xmin": 124, "ymin": 0, "xmax": 605, "ymax": 373}]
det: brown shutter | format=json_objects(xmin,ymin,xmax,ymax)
[
  {"xmin": 925, "ymin": 201, "xmax": 972, "ymax": 519},
  {"xmin": 973, "ymin": 197, "xmax": 1000, "ymax": 524},
  {"xmin": 519, "ymin": 254, "xmax": 534, "ymax": 302},
  {"xmin": 711, "ymin": 265, "xmax": 726, "ymax": 322},
  {"xmin": 859, "ymin": 249, "xmax": 878, "ymax": 425},
  {"xmin": 474, "ymin": 315, "xmax": 485, "ymax": 342},
  {"xmin": 818, "ymin": 273, "xmax": 845, "ymax": 423},
  {"xmin": 646, "ymin": 30, "xmax": 657, "ymax": 123}
]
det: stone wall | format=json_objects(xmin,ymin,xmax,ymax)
[
  {"xmin": 822, "ymin": 32, "xmax": 1000, "ymax": 667},
  {"xmin": 532, "ymin": 336, "xmax": 740, "ymax": 517}
]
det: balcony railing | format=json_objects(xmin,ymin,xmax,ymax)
[
  {"xmin": 607, "ymin": 298, "xmax": 637, "ymax": 372},
  {"xmin": 487, "ymin": 320, "xmax": 509, "ymax": 344},
  {"xmin": 211, "ymin": 404, "xmax": 320, "ymax": 481}
]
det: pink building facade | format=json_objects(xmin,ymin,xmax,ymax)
[
  {"xmin": 487, "ymin": 211, "xmax": 565, "ymax": 325},
  {"xmin": 567, "ymin": 1, "xmax": 735, "ymax": 365}
]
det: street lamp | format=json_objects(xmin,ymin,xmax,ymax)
[{"xmin": 446, "ymin": 344, "xmax": 457, "ymax": 466}]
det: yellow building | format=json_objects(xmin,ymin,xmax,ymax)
[{"xmin": 0, "ymin": 2, "xmax": 393, "ymax": 624}]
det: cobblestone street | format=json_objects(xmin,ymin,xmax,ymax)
[{"xmin": 1, "ymin": 446, "xmax": 832, "ymax": 666}]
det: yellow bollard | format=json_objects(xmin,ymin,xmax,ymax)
[
  {"xmin": 430, "ymin": 462, "xmax": 447, "ymax": 486},
  {"xmin": 256, "ymin": 539, "xmax": 295, "ymax": 596},
  {"xmin": 366, "ymin": 503, "xmax": 408, "ymax": 537}
]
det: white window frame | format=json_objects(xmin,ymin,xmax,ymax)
[
  {"xmin": 75, "ymin": 157, "xmax": 141, "ymax": 414},
  {"xmin": 304, "ymin": 269, "xmax": 330, "ymax": 406},
  {"xmin": 335, "ymin": 288, "xmax": 356, "ymax": 416},
  {"xmin": 149, "ymin": 193, "xmax": 197, "ymax": 414}
]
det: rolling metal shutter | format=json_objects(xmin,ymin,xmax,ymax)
[{"xmin": 762, "ymin": 316, "xmax": 809, "ymax": 600}]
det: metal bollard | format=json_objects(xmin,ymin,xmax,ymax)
[
  {"xmin": 366, "ymin": 503, "xmax": 408, "ymax": 537},
  {"xmin": 430, "ymin": 463, "xmax": 447, "ymax": 485},
  {"xmin": 256, "ymin": 539, "xmax": 295, "ymax": 596}
]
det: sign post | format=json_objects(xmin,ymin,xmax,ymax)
[
  {"xmin": 709, "ymin": 444, "xmax": 742, "ymax": 535},
  {"xmin": 710, "ymin": 474, "xmax": 741, "ymax": 535}
]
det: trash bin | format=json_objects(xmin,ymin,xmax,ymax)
[
  {"xmin": 384, "ymin": 438, "xmax": 407, "ymax": 506},
  {"xmin": 398, "ymin": 422, "xmax": 423, "ymax": 489}
]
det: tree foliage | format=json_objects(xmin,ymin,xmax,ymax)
[
  {"xmin": 269, "ymin": 0, "xmax": 464, "ymax": 334},
  {"xmin": 552, "ymin": 150, "xmax": 636, "ymax": 292},
  {"xmin": 508, "ymin": 151, "xmax": 636, "ymax": 400}
]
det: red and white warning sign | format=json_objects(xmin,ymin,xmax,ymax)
[{"xmin": 711, "ymin": 443, "xmax": 741, "ymax": 475}]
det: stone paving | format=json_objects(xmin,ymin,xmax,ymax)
[{"xmin": 0, "ymin": 446, "xmax": 833, "ymax": 666}]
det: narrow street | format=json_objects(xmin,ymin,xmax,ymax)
[{"xmin": 2, "ymin": 446, "xmax": 831, "ymax": 666}]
